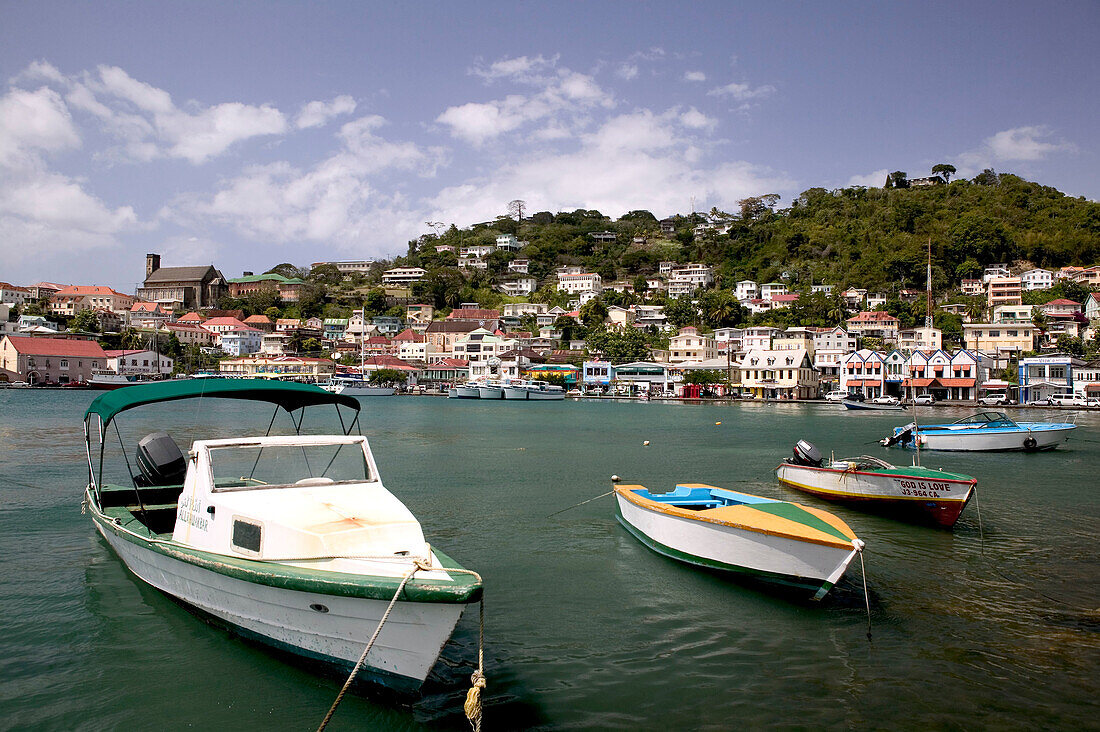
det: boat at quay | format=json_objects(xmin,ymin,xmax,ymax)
[{"xmin": 80, "ymin": 380, "xmax": 482, "ymax": 692}]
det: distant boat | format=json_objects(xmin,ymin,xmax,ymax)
[
  {"xmin": 776, "ymin": 440, "xmax": 976, "ymax": 528},
  {"xmin": 320, "ymin": 375, "xmax": 395, "ymax": 396},
  {"xmin": 89, "ymin": 370, "xmax": 154, "ymax": 390},
  {"xmin": 502, "ymin": 379, "xmax": 566, "ymax": 400},
  {"xmin": 477, "ymin": 380, "xmax": 505, "ymax": 400},
  {"xmin": 449, "ymin": 381, "xmax": 481, "ymax": 399},
  {"xmin": 882, "ymin": 411, "xmax": 1076, "ymax": 452},
  {"xmin": 614, "ymin": 481, "xmax": 864, "ymax": 599},
  {"xmin": 843, "ymin": 398, "xmax": 906, "ymax": 411}
]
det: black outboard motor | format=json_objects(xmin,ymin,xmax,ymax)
[
  {"xmin": 791, "ymin": 439, "xmax": 823, "ymax": 467},
  {"xmin": 135, "ymin": 432, "xmax": 186, "ymax": 486}
]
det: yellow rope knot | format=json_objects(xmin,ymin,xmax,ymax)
[{"xmin": 464, "ymin": 669, "xmax": 486, "ymax": 731}]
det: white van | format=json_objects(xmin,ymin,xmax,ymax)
[{"xmin": 1049, "ymin": 393, "xmax": 1079, "ymax": 406}]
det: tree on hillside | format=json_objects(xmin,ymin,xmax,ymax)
[
  {"xmin": 885, "ymin": 171, "xmax": 909, "ymax": 189},
  {"xmin": 585, "ymin": 326, "xmax": 651, "ymax": 363},
  {"xmin": 663, "ymin": 296, "xmax": 698, "ymax": 329},
  {"xmin": 507, "ymin": 199, "xmax": 526, "ymax": 223},
  {"xmin": 738, "ymin": 194, "xmax": 781, "ymax": 221},
  {"xmin": 70, "ymin": 309, "xmax": 99, "ymax": 333},
  {"xmin": 932, "ymin": 163, "xmax": 956, "ymax": 183},
  {"xmin": 973, "ymin": 168, "xmax": 1000, "ymax": 186},
  {"xmin": 267, "ymin": 263, "xmax": 309, "ymax": 279},
  {"xmin": 579, "ymin": 298, "xmax": 609, "ymax": 328}
]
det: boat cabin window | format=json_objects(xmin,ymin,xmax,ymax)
[
  {"xmin": 209, "ymin": 443, "xmax": 373, "ymax": 491},
  {"xmin": 952, "ymin": 412, "xmax": 1015, "ymax": 427}
]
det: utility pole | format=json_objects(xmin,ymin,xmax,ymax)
[{"xmin": 925, "ymin": 237, "xmax": 934, "ymax": 329}]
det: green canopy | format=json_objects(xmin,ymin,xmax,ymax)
[{"xmin": 84, "ymin": 378, "xmax": 360, "ymax": 427}]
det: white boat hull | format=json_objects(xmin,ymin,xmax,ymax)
[
  {"xmin": 776, "ymin": 463, "xmax": 974, "ymax": 527},
  {"xmin": 502, "ymin": 386, "xmax": 528, "ymax": 400},
  {"xmin": 339, "ymin": 385, "xmax": 396, "ymax": 396},
  {"xmin": 452, "ymin": 385, "xmax": 480, "ymax": 398},
  {"xmin": 477, "ymin": 386, "xmax": 503, "ymax": 399},
  {"xmin": 95, "ymin": 522, "xmax": 466, "ymax": 689},
  {"xmin": 615, "ymin": 493, "xmax": 859, "ymax": 596},
  {"xmin": 917, "ymin": 425, "xmax": 1074, "ymax": 451}
]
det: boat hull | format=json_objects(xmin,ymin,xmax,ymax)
[
  {"xmin": 842, "ymin": 399, "xmax": 905, "ymax": 411},
  {"xmin": 502, "ymin": 386, "xmax": 528, "ymax": 400},
  {"xmin": 524, "ymin": 388, "xmax": 565, "ymax": 400},
  {"xmin": 916, "ymin": 425, "xmax": 1073, "ymax": 451},
  {"xmin": 776, "ymin": 463, "xmax": 974, "ymax": 527},
  {"xmin": 452, "ymin": 385, "xmax": 480, "ymax": 398},
  {"xmin": 339, "ymin": 385, "xmax": 396, "ymax": 397},
  {"xmin": 477, "ymin": 386, "xmax": 503, "ymax": 399},
  {"xmin": 615, "ymin": 492, "xmax": 859, "ymax": 598},
  {"xmin": 93, "ymin": 517, "xmax": 468, "ymax": 690}
]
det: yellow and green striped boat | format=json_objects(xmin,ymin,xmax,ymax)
[{"xmin": 615, "ymin": 483, "xmax": 864, "ymax": 599}]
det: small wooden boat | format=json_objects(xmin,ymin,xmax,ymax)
[
  {"xmin": 776, "ymin": 440, "xmax": 976, "ymax": 527},
  {"xmin": 614, "ymin": 482, "xmax": 863, "ymax": 599},
  {"xmin": 82, "ymin": 379, "xmax": 481, "ymax": 692}
]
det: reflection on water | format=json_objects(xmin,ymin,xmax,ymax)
[{"xmin": 0, "ymin": 390, "xmax": 1097, "ymax": 729}]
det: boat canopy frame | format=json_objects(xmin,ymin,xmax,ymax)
[{"xmin": 83, "ymin": 379, "xmax": 363, "ymax": 512}]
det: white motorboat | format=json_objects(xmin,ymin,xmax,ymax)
[
  {"xmin": 81, "ymin": 379, "xmax": 481, "ymax": 692},
  {"xmin": 321, "ymin": 375, "xmax": 395, "ymax": 396},
  {"xmin": 502, "ymin": 379, "xmax": 566, "ymax": 400},
  {"xmin": 615, "ymin": 482, "xmax": 863, "ymax": 599},
  {"xmin": 450, "ymin": 381, "xmax": 482, "ymax": 398},
  {"xmin": 882, "ymin": 411, "xmax": 1076, "ymax": 452},
  {"xmin": 477, "ymin": 380, "xmax": 504, "ymax": 399}
]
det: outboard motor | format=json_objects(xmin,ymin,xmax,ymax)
[
  {"xmin": 135, "ymin": 432, "xmax": 186, "ymax": 486},
  {"xmin": 791, "ymin": 439, "xmax": 823, "ymax": 467},
  {"xmin": 881, "ymin": 422, "xmax": 916, "ymax": 448}
]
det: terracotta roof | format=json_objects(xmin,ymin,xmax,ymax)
[
  {"xmin": 847, "ymin": 311, "xmax": 899, "ymax": 323},
  {"xmin": 177, "ymin": 311, "xmax": 206, "ymax": 322},
  {"xmin": 131, "ymin": 302, "xmax": 162, "ymax": 312},
  {"xmin": 203, "ymin": 309, "xmax": 244, "ymax": 320},
  {"xmin": 54, "ymin": 285, "xmax": 132, "ymax": 298},
  {"xmin": 243, "ymin": 314, "xmax": 272, "ymax": 323},
  {"xmin": 435, "ymin": 358, "xmax": 469, "ymax": 368},
  {"xmin": 0, "ymin": 282, "xmax": 30, "ymax": 292},
  {"xmin": 391, "ymin": 328, "xmax": 423, "ymax": 341},
  {"xmin": 446, "ymin": 308, "xmax": 500, "ymax": 320},
  {"xmin": 772, "ymin": 293, "xmax": 800, "ymax": 302},
  {"xmin": 2, "ymin": 336, "xmax": 107, "ymax": 358},
  {"xmin": 1043, "ymin": 299, "xmax": 1081, "ymax": 306},
  {"xmin": 202, "ymin": 317, "xmax": 248, "ymax": 328}
]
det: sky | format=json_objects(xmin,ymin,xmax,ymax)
[{"xmin": 1, "ymin": 1, "xmax": 1097, "ymax": 291}]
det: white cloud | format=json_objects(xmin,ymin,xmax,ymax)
[
  {"xmin": 470, "ymin": 54, "xmax": 559, "ymax": 84},
  {"xmin": 684, "ymin": 71, "xmax": 707, "ymax": 82},
  {"xmin": 436, "ymin": 64, "xmax": 614, "ymax": 145},
  {"xmin": 679, "ymin": 107, "xmax": 716, "ymax": 130},
  {"xmin": 986, "ymin": 126, "xmax": 1069, "ymax": 162},
  {"xmin": 295, "ymin": 95, "xmax": 357, "ymax": 129},
  {"xmin": 428, "ymin": 111, "xmax": 793, "ymax": 227},
  {"xmin": 169, "ymin": 115, "xmax": 443, "ymax": 252},
  {"xmin": 846, "ymin": 169, "xmax": 889, "ymax": 188},
  {"xmin": 616, "ymin": 63, "xmax": 639, "ymax": 80},
  {"xmin": 707, "ymin": 81, "xmax": 776, "ymax": 101},
  {"xmin": 0, "ymin": 86, "xmax": 81, "ymax": 166}
]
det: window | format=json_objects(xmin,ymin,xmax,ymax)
[
  {"xmin": 60, "ymin": 359, "xmax": 68, "ymax": 369},
  {"xmin": 232, "ymin": 519, "xmax": 262, "ymax": 554}
]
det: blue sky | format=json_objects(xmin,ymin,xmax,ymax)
[{"xmin": 1, "ymin": 1, "xmax": 1096, "ymax": 291}]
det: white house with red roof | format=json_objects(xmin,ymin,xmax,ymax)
[
  {"xmin": 166, "ymin": 322, "xmax": 215, "ymax": 348},
  {"xmin": 0, "ymin": 282, "xmax": 31, "ymax": 307},
  {"xmin": 105, "ymin": 349, "xmax": 174, "ymax": 375},
  {"xmin": 176, "ymin": 311, "xmax": 207, "ymax": 325},
  {"xmin": 845, "ymin": 311, "xmax": 900, "ymax": 341},
  {"xmin": 1039, "ymin": 298, "xmax": 1082, "ymax": 318},
  {"xmin": 129, "ymin": 302, "xmax": 171, "ymax": 329},
  {"xmin": 49, "ymin": 286, "xmax": 135, "ymax": 317},
  {"xmin": 0, "ymin": 335, "xmax": 107, "ymax": 385},
  {"xmin": 840, "ymin": 349, "xmax": 886, "ymax": 398},
  {"xmin": 200, "ymin": 316, "xmax": 249, "ymax": 335}
]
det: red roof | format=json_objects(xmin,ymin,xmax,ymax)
[
  {"xmin": 243, "ymin": 314, "xmax": 272, "ymax": 323},
  {"xmin": 939, "ymin": 378, "xmax": 976, "ymax": 387},
  {"xmin": 177, "ymin": 311, "xmax": 206, "ymax": 322},
  {"xmin": 446, "ymin": 308, "xmax": 500, "ymax": 320},
  {"xmin": 435, "ymin": 358, "xmax": 469, "ymax": 367},
  {"xmin": 2, "ymin": 336, "xmax": 106, "ymax": 358},
  {"xmin": 847, "ymin": 311, "xmax": 899, "ymax": 323},
  {"xmin": 1043, "ymin": 299, "xmax": 1081, "ymax": 306},
  {"xmin": 772, "ymin": 293, "xmax": 800, "ymax": 302},
  {"xmin": 54, "ymin": 285, "xmax": 132, "ymax": 298},
  {"xmin": 131, "ymin": 302, "xmax": 162, "ymax": 312},
  {"xmin": 391, "ymin": 328, "xmax": 423, "ymax": 342},
  {"xmin": 203, "ymin": 317, "xmax": 248, "ymax": 328},
  {"xmin": 0, "ymin": 282, "xmax": 30, "ymax": 292}
]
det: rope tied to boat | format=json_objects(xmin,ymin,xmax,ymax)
[
  {"xmin": 857, "ymin": 542, "xmax": 872, "ymax": 642},
  {"xmin": 315, "ymin": 561, "xmax": 487, "ymax": 732}
]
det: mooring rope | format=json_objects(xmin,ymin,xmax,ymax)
[{"xmin": 858, "ymin": 547, "xmax": 872, "ymax": 642}]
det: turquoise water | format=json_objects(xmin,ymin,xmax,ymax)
[{"xmin": 1, "ymin": 391, "xmax": 1098, "ymax": 729}]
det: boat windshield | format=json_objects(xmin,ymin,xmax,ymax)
[
  {"xmin": 951, "ymin": 412, "xmax": 1017, "ymax": 428},
  {"xmin": 209, "ymin": 442, "xmax": 374, "ymax": 491}
]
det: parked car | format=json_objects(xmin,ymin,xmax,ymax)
[
  {"xmin": 824, "ymin": 390, "xmax": 848, "ymax": 402},
  {"xmin": 913, "ymin": 394, "xmax": 936, "ymax": 405},
  {"xmin": 739, "ymin": 391, "xmax": 755, "ymax": 400},
  {"xmin": 845, "ymin": 391, "xmax": 865, "ymax": 402},
  {"xmin": 1026, "ymin": 396, "xmax": 1051, "ymax": 406},
  {"xmin": 871, "ymin": 395, "xmax": 900, "ymax": 405},
  {"xmin": 978, "ymin": 393, "xmax": 1012, "ymax": 406}
]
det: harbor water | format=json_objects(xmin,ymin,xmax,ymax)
[{"xmin": 1, "ymin": 390, "xmax": 1098, "ymax": 729}]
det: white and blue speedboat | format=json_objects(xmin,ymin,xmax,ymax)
[{"xmin": 882, "ymin": 411, "xmax": 1076, "ymax": 452}]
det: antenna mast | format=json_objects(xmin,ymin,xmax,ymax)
[{"xmin": 925, "ymin": 237, "xmax": 933, "ymax": 329}]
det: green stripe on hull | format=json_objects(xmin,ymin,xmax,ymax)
[
  {"xmin": 615, "ymin": 514, "xmax": 833, "ymax": 596},
  {"xmin": 93, "ymin": 510, "xmax": 481, "ymax": 604}
]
